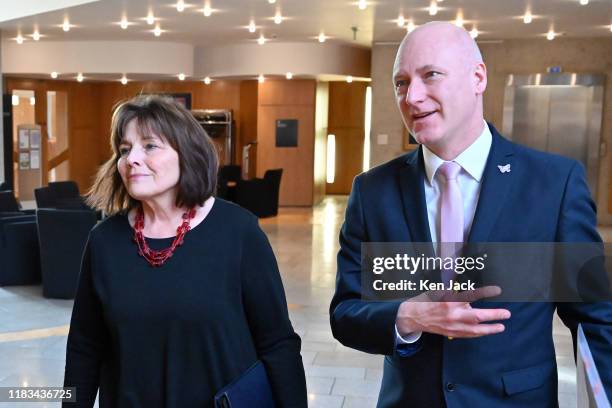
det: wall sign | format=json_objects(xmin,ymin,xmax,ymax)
[{"xmin": 275, "ymin": 119, "xmax": 298, "ymax": 147}]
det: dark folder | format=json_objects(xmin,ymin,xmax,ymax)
[{"xmin": 214, "ymin": 361, "xmax": 277, "ymax": 408}]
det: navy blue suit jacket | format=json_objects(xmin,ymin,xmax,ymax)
[{"xmin": 330, "ymin": 124, "xmax": 612, "ymax": 407}]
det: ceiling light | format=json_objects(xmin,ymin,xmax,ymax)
[
  {"xmin": 11, "ymin": 95, "xmax": 19, "ymax": 106},
  {"xmin": 147, "ymin": 11, "xmax": 155, "ymax": 25},
  {"xmin": 120, "ymin": 17, "xmax": 129, "ymax": 29},
  {"xmin": 397, "ymin": 14, "xmax": 405, "ymax": 27},
  {"xmin": 470, "ymin": 27, "xmax": 479, "ymax": 39},
  {"xmin": 176, "ymin": 0, "xmax": 185, "ymax": 12},
  {"xmin": 16, "ymin": 34, "xmax": 24, "ymax": 44},
  {"xmin": 546, "ymin": 29, "xmax": 555, "ymax": 40},
  {"xmin": 50, "ymin": 72, "xmax": 58, "ymax": 79},
  {"xmin": 248, "ymin": 21, "xmax": 256, "ymax": 32},
  {"xmin": 154, "ymin": 25, "xmax": 161, "ymax": 36},
  {"xmin": 77, "ymin": 73, "xmax": 84, "ymax": 82},
  {"xmin": 120, "ymin": 75, "xmax": 128, "ymax": 85},
  {"xmin": 429, "ymin": 1, "xmax": 438, "ymax": 16},
  {"xmin": 579, "ymin": 0, "xmax": 588, "ymax": 5},
  {"xmin": 32, "ymin": 30, "xmax": 40, "ymax": 41},
  {"xmin": 268, "ymin": 0, "xmax": 276, "ymax": 3},
  {"xmin": 358, "ymin": 0, "xmax": 367, "ymax": 10},
  {"xmin": 258, "ymin": 74, "xmax": 265, "ymax": 83},
  {"xmin": 203, "ymin": 3, "xmax": 212, "ymax": 17},
  {"xmin": 346, "ymin": 76, "xmax": 353, "ymax": 83},
  {"xmin": 258, "ymin": 34, "xmax": 265, "ymax": 45},
  {"xmin": 523, "ymin": 11, "xmax": 532, "ymax": 24},
  {"xmin": 62, "ymin": 19, "xmax": 70, "ymax": 31},
  {"xmin": 203, "ymin": 76, "xmax": 211, "ymax": 84},
  {"xmin": 610, "ymin": 23, "xmax": 612, "ymax": 32},
  {"xmin": 406, "ymin": 20, "xmax": 415, "ymax": 33},
  {"xmin": 455, "ymin": 10, "xmax": 464, "ymax": 27},
  {"xmin": 286, "ymin": 72, "xmax": 293, "ymax": 79},
  {"xmin": 178, "ymin": 73, "xmax": 186, "ymax": 80},
  {"xmin": 274, "ymin": 11, "xmax": 282, "ymax": 24},
  {"xmin": 318, "ymin": 32, "xmax": 326, "ymax": 43},
  {"xmin": 30, "ymin": 97, "xmax": 36, "ymax": 106}
]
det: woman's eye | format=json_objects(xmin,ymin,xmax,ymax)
[
  {"xmin": 119, "ymin": 147, "xmax": 130, "ymax": 156},
  {"xmin": 144, "ymin": 143, "xmax": 158, "ymax": 151}
]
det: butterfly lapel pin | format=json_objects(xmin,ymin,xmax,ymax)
[{"xmin": 497, "ymin": 164, "xmax": 511, "ymax": 174}]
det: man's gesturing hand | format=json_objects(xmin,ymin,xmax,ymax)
[{"xmin": 395, "ymin": 286, "xmax": 511, "ymax": 338}]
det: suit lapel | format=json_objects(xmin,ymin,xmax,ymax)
[
  {"xmin": 468, "ymin": 124, "xmax": 516, "ymax": 243},
  {"xmin": 397, "ymin": 147, "xmax": 433, "ymax": 245}
]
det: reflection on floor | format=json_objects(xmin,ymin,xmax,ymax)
[{"xmin": 1, "ymin": 195, "xmax": 606, "ymax": 407}]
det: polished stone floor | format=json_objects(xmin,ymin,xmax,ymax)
[{"xmin": 0, "ymin": 195, "xmax": 607, "ymax": 407}]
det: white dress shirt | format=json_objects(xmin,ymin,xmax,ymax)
[{"xmin": 396, "ymin": 121, "xmax": 492, "ymax": 344}]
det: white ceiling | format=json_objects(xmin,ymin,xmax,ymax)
[{"xmin": 1, "ymin": 0, "xmax": 611, "ymax": 48}]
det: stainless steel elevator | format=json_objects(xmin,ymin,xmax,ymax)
[{"xmin": 502, "ymin": 73, "xmax": 605, "ymax": 197}]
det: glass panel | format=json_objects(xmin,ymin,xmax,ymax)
[{"xmin": 11, "ymin": 90, "xmax": 36, "ymax": 200}]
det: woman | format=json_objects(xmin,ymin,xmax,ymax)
[{"xmin": 63, "ymin": 95, "xmax": 307, "ymax": 407}]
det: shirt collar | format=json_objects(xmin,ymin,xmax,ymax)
[{"xmin": 422, "ymin": 120, "xmax": 492, "ymax": 185}]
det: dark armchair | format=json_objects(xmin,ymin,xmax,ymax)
[
  {"xmin": 0, "ymin": 191, "xmax": 20, "ymax": 212},
  {"xmin": 36, "ymin": 208, "xmax": 97, "ymax": 298},
  {"xmin": 217, "ymin": 165, "xmax": 242, "ymax": 201},
  {"xmin": 235, "ymin": 169, "xmax": 283, "ymax": 218},
  {"xmin": 35, "ymin": 182, "xmax": 91, "ymax": 210},
  {"xmin": 0, "ymin": 214, "xmax": 41, "ymax": 286}
]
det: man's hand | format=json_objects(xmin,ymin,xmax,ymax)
[{"xmin": 396, "ymin": 286, "xmax": 511, "ymax": 338}]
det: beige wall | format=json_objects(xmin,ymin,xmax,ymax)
[{"xmin": 370, "ymin": 38, "xmax": 612, "ymax": 224}]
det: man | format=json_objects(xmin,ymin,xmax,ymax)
[{"xmin": 330, "ymin": 22, "xmax": 611, "ymax": 407}]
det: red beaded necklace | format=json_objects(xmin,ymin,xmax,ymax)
[{"xmin": 132, "ymin": 206, "xmax": 196, "ymax": 267}]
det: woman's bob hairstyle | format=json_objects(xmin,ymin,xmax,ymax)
[{"xmin": 87, "ymin": 94, "xmax": 218, "ymax": 214}]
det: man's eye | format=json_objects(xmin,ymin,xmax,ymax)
[
  {"xmin": 425, "ymin": 71, "xmax": 442, "ymax": 79},
  {"xmin": 395, "ymin": 79, "xmax": 408, "ymax": 88}
]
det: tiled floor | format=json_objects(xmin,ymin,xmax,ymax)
[{"xmin": 1, "ymin": 196, "xmax": 607, "ymax": 407}]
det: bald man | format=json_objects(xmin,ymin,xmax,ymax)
[{"xmin": 330, "ymin": 22, "xmax": 611, "ymax": 407}]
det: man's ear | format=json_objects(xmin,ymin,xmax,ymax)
[{"xmin": 474, "ymin": 62, "xmax": 487, "ymax": 94}]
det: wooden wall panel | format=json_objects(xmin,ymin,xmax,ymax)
[
  {"xmin": 239, "ymin": 81, "xmax": 258, "ymax": 177},
  {"xmin": 256, "ymin": 79, "xmax": 316, "ymax": 206},
  {"xmin": 326, "ymin": 81, "xmax": 367, "ymax": 195}
]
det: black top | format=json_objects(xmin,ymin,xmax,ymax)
[{"xmin": 63, "ymin": 199, "xmax": 307, "ymax": 407}]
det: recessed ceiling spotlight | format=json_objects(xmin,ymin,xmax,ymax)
[
  {"xmin": 318, "ymin": 32, "xmax": 326, "ymax": 43},
  {"xmin": 429, "ymin": 1, "xmax": 438, "ymax": 16},
  {"xmin": 32, "ymin": 30, "xmax": 40, "ymax": 41},
  {"xmin": 579, "ymin": 0, "xmax": 588, "ymax": 5},
  {"xmin": 77, "ymin": 73, "xmax": 84, "ymax": 82},
  {"xmin": 146, "ymin": 11, "xmax": 155, "ymax": 25},
  {"xmin": 406, "ymin": 20, "xmax": 416, "ymax": 33},
  {"xmin": 120, "ymin": 16, "xmax": 129, "ymax": 29},
  {"xmin": 470, "ymin": 27, "xmax": 479, "ymax": 39},
  {"xmin": 268, "ymin": 0, "xmax": 276, "ymax": 3},
  {"xmin": 154, "ymin": 25, "xmax": 162, "ymax": 36},
  {"xmin": 258, "ymin": 74, "xmax": 265, "ymax": 83},
  {"xmin": 51, "ymin": 72, "xmax": 58, "ymax": 79},
  {"xmin": 346, "ymin": 76, "xmax": 353, "ymax": 83},
  {"xmin": 286, "ymin": 72, "xmax": 293, "ymax": 79},
  {"xmin": 121, "ymin": 75, "xmax": 128, "ymax": 85},
  {"xmin": 546, "ymin": 29, "xmax": 556, "ymax": 40},
  {"xmin": 248, "ymin": 21, "xmax": 256, "ymax": 32},
  {"xmin": 258, "ymin": 34, "xmax": 265, "ymax": 45},
  {"xmin": 523, "ymin": 10, "xmax": 533, "ymax": 24},
  {"xmin": 176, "ymin": 0, "xmax": 185, "ymax": 12},
  {"xmin": 274, "ymin": 11, "xmax": 282, "ymax": 24},
  {"xmin": 203, "ymin": 76, "xmax": 211, "ymax": 84},
  {"xmin": 62, "ymin": 19, "xmax": 71, "ymax": 32},
  {"xmin": 16, "ymin": 34, "xmax": 24, "ymax": 44},
  {"xmin": 397, "ymin": 14, "xmax": 405, "ymax": 27},
  {"xmin": 358, "ymin": 0, "xmax": 367, "ymax": 10},
  {"xmin": 178, "ymin": 73, "xmax": 186, "ymax": 80},
  {"xmin": 203, "ymin": 3, "xmax": 212, "ymax": 17},
  {"xmin": 455, "ymin": 10, "xmax": 464, "ymax": 27}
]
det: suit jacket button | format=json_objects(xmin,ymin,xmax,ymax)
[{"xmin": 446, "ymin": 382, "xmax": 455, "ymax": 392}]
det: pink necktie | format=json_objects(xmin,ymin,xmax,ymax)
[{"xmin": 438, "ymin": 161, "xmax": 463, "ymax": 285}]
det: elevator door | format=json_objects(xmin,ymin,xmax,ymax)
[{"xmin": 503, "ymin": 74, "xmax": 604, "ymax": 197}]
